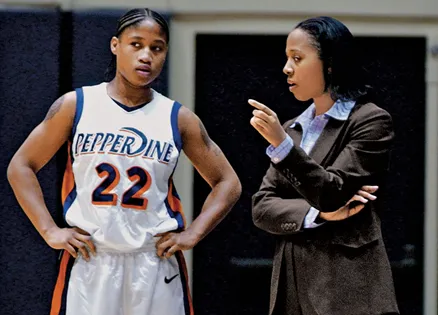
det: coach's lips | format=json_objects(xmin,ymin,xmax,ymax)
[{"xmin": 287, "ymin": 80, "xmax": 297, "ymax": 90}]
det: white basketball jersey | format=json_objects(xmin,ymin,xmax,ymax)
[{"xmin": 61, "ymin": 82, "xmax": 185, "ymax": 251}]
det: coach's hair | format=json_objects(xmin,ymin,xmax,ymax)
[
  {"xmin": 104, "ymin": 8, "xmax": 169, "ymax": 81},
  {"xmin": 295, "ymin": 16, "xmax": 371, "ymax": 101}
]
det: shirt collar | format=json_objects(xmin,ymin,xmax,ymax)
[
  {"xmin": 291, "ymin": 99, "xmax": 356, "ymax": 129},
  {"xmin": 325, "ymin": 99, "xmax": 356, "ymax": 121}
]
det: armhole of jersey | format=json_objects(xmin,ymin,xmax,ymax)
[
  {"xmin": 171, "ymin": 101, "xmax": 183, "ymax": 152},
  {"xmin": 71, "ymin": 87, "xmax": 84, "ymax": 139}
]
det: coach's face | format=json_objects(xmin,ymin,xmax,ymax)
[{"xmin": 283, "ymin": 28, "xmax": 326, "ymax": 102}]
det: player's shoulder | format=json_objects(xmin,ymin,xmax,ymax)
[
  {"xmin": 56, "ymin": 90, "xmax": 77, "ymax": 115},
  {"xmin": 57, "ymin": 83, "xmax": 106, "ymax": 119},
  {"xmin": 175, "ymin": 103, "xmax": 197, "ymax": 123},
  {"xmin": 151, "ymin": 89, "xmax": 179, "ymax": 109},
  {"xmin": 171, "ymin": 102, "xmax": 202, "ymax": 141},
  {"xmin": 150, "ymin": 90, "xmax": 195, "ymax": 122},
  {"xmin": 61, "ymin": 90, "xmax": 77, "ymax": 104}
]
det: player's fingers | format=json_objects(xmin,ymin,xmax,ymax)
[
  {"xmin": 164, "ymin": 245, "xmax": 180, "ymax": 259},
  {"xmin": 65, "ymin": 244, "xmax": 78, "ymax": 259},
  {"xmin": 156, "ymin": 233, "xmax": 172, "ymax": 247},
  {"xmin": 72, "ymin": 226, "xmax": 90, "ymax": 236},
  {"xmin": 69, "ymin": 238, "xmax": 90, "ymax": 261},
  {"xmin": 357, "ymin": 189, "xmax": 377, "ymax": 201},
  {"xmin": 360, "ymin": 185, "xmax": 379, "ymax": 193},
  {"xmin": 74, "ymin": 232, "xmax": 96, "ymax": 256},
  {"xmin": 248, "ymin": 99, "xmax": 275, "ymax": 116},
  {"xmin": 86, "ymin": 240, "xmax": 97, "ymax": 256},
  {"xmin": 155, "ymin": 232, "xmax": 170, "ymax": 238},
  {"xmin": 157, "ymin": 239, "xmax": 175, "ymax": 257}
]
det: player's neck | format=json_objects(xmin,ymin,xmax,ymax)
[{"xmin": 107, "ymin": 75, "xmax": 153, "ymax": 107}]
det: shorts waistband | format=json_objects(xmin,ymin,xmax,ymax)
[{"xmin": 95, "ymin": 243, "xmax": 157, "ymax": 254}]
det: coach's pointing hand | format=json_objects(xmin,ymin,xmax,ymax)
[{"xmin": 249, "ymin": 99, "xmax": 287, "ymax": 147}]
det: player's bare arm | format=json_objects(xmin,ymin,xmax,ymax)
[
  {"xmin": 156, "ymin": 106, "xmax": 242, "ymax": 258},
  {"xmin": 7, "ymin": 92, "xmax": 95, "ymax": 260}
]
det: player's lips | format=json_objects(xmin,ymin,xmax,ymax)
[
  {"xmin": 136, "ymin": 65, "xmax": 152, "ymax": 78},
  {"xmin": 136, "ymin": 65, "xmax": 152, "ymax": 73},
  {"xmin": 136, "ymin": 65, "xmax": 151, "ymax": 71}
]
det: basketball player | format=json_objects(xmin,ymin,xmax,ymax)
[{"xmin": 7, "ymin": 8, "xmax": 241, "ymax": 315}]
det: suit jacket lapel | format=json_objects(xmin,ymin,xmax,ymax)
[
  {"xmin": 285, "ymin": 118, "xmax": 303, "ymax": 146},
  {"xmin": 308, "ymin": 119, "xmax": 346, "ymax": 165},
  {"xmin": 288, "ymin": 127, "xmax": 302, "ymax": 146}
]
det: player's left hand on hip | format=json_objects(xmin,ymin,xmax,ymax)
[
  {"xmin": 248, "ymin": 99, "xmax": 287, "ymax": 148},
  {"xmin": 155, "ymin": 230, "xmax": 198, "ymax": 258}
]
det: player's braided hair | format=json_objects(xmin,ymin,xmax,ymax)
[{"xmin": 104, "ymin": 8, "xmax": 169, "ymax": 81}]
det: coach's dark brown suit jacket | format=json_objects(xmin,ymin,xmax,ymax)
[{"xmin": 252, "ymin": 101, "xmax": 399, "ymax": 315}]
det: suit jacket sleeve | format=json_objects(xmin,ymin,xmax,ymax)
[
  {"xmin": 273, "ymin": 105, "xmax": 394, "ymax": 213},
  {"xmin": 252, "ymin": 164, "xmax": 311, "ymax": 235}
]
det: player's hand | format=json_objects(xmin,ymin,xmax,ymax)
[
  {"xmin": 248, "ymin": 99, "xmax": 287, "ymax": 147},
  {"xmin": 43, "ymin": 226, "xmax": 96, "ymax": 261},
  {"xmin": 319, "ymin": 185, "xmax": 378, "ymax": 221},
  {"xmin": 155, "ymin": 230, "xmax": 199, "ymax": 258}
]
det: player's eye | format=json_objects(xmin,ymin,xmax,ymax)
[{"xmin": 152, "ymin": 46, "xmax": 163, "ymax": 52}]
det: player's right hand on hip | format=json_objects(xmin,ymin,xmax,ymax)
[{"xmin": 43, "ymin": 226, "xmax": 96, "ymax": 261}]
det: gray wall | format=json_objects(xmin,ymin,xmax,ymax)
[{"xmin": 3, "ymin": 0, "xmax": 438, "ymax": 17}]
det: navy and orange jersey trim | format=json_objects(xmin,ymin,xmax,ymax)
[
  {"xmin": 50, "ymin": 251, "xmax": 75, "ymax": 315},
  {"xmin": 62, "ymin": 143, "xmax": 76, "ymax": 217},
  {"xmin": 176, "ymin": 251, "xmax": 194, "ymax": 315},
  {"xmin": 62, "ymin": 87, "xmax": 83, "ymax": 216},
  {"xmin": 111, "ymin": 97, "xmax": 149, "ymax": 112},
  {"xmin": 171, "ymin": 101, "xmax": 182, "ymax": 152},
  {"xmin": 71, "ymin": 87, "xmax": 84, "ymax": 139},
  {"xmin": 164, "ymin": 176, "xmax": 185, "ymax": 230}
]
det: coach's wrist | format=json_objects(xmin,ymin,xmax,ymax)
[{"xmin": 314, "ymin": 214, "xmax": 327, "ymax": 224}]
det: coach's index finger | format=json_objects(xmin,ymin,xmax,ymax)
[{"xmin": 248, "ymin": 99, "xmax": 274, "ymax": 115}]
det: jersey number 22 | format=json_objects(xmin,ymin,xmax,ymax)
[{"xmin": 92, "ymin": 162, "xmax": 151, "ymax": 210}]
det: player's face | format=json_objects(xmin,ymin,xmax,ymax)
[
  {"xmin": 111, "ymin": 19, "xmax": 168, "ymax": 87},
  {"xmin": 283, "ymin": 28, "xmax": 326, "ymax": 101}
]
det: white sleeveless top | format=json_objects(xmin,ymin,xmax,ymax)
[{"xmin": 61, "ymin": 82, "xmax": 185, "ymax": 251}]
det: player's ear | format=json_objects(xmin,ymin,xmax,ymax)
[{"xmin": 110, "ymin": 36, "xmax": 119, "ymax": 56}]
